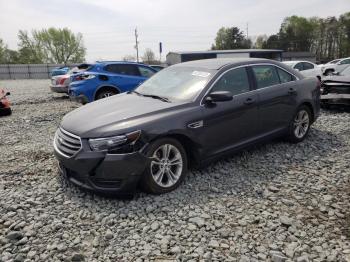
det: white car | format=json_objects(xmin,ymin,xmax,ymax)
[
  {"xmin": 319, "ymin": 57, "xmax": 350, "ymax": 76},
  {"xmin": 283, "ymin": 61, "xmax": 322, "ymax": 80}
]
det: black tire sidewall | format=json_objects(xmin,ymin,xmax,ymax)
[
  {"xmin": 288, "ymin": 105, "xmax": 312, "ymax": 143},
  {"xmin": 140, "ymin": 138, "xmax": 188, "ymax": 194}
]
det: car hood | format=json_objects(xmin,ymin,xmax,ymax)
[
  {"xmin": 323, "ymin": 75, "xmax": 350, "ymax": 85},
  {"xmin": 61, "ymin": 93, "xmax": 187, "ymax": 138}
]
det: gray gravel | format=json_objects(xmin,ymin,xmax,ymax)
[{"xmin": 0, "ymin": 79, "xmax": 350, "ymax": 262}]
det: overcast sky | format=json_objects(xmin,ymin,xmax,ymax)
[{"xmin": 0, "ymin": 0, "xmax": 349, "ymax": 62}]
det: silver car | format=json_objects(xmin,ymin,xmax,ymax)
[{"xmin": 50, "ymin": 64, "xmax": 91, "ymax": 93}]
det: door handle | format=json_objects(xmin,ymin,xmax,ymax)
[
  {"xmin": 244, "ymin": 97, "xmax": 255, "ymax": 105},
  {"xmin": 288, "ymin": 88, "xmax": 297, "ymax": 95}
]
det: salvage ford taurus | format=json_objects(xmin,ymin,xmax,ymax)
[{"xmin": 54, "ymin": 58, "xmax": 320, "ymax": 195}]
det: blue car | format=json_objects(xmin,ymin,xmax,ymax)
[
  {"xmin": 51, "ymin": 66, "xmax": 70, "ymax": 77},
  {"xmin": 68, "ymin": 61, "xmax": 157, "ymax": 104}
]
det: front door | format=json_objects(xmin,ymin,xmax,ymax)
[{"xmin": 197, "ymin": 67, "xmax": 259, "ymax": 158}]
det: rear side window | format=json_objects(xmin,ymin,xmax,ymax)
[
  {"xmin": 211, "ymin": 67, "xmax": 250, "ymax": 96},
  {"xmin": 138, "ymin": 66, "xmax": 155, "ymax": 78},
  {"xmin": 303, "ymin": 62, "xmax": 314, "ymax": 70},
  {"xmin": 252, "ymin": 65, "xmax": 280, "ymax": 89},
  {"xmin": 104, "ymin": 64, "xmax": 140, "ymax": 76},
  {"xmin": 277, "ymin": 68, "xmax": 296, "ymax": 83},
  {"xmin": 294, "ymin": 63, "xmax": 304, "ymax": 71}
]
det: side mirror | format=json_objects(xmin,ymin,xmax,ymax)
[
  {"xmin": 294, "ymin": 68, "xmax": 300, "ymax": 72},
  {"xmin": 5, "ymin": 92, "xmax": 10, "ymax": 96},
  {"xmin": 205, "ymin": 91, "xmax": 233, "ymax": 104},
  {"xmin": 333, "ymin": 71, "xmax": 340, "ymax": 75}
]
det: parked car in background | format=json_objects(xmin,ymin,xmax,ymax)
[
  {"xmin": 319, "ymin": 59, "xmax": 341, "ymax": 66},
  {"xmin": 50, "ymin": 66, "xmax": 70, "ymax": 77},
  {"xmin": 321, "ymin": 65, "xmax": 350, "ymax": 107},
  {"xmin": 150, "ymin": 65, "xmax": 166, "ymax": 71},
  {"xmin": 68, "ymin": 61, "xmax": 157, "ymax": 104},
  {"xmin": 50, "ymin": 64, "xmax": 91, "ymax": 94},
  {"xmin": 54, "ymin": 58, "xmax": 320, "ymax": 195},
  {"xmin": 0, "ymin": 88, "xmax": 11, "ymax": 116},
  {"xmin": 283, "ymin": 61, "xmax": 322, "ymax": 80},
  {"xmin": 320, "ymin": 57, "xmax": 350, "ymax": 76}
]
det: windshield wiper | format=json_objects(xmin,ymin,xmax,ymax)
[
  {"xmin": 130, "ymin": 91, "xmax": 171, "ymax": 102},
  {"xmin": 142, "ymin": 94, "xmax": 171, "ymax": 103}
]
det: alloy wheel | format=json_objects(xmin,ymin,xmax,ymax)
[
  {"xmin": 102, "ymin": 92, "xmax": 114, "ymax": 98},
  {"xmin": 150, "ymin": 144, "xmax": 183, "ymax": 188},
  {"xmin": 293, "ymin": 109, "xmax": 310, "ymax": 139}
]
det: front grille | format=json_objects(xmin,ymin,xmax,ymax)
[{"xmin": 55, "ymin": 128, "xmax": 82, "ymax": 157}]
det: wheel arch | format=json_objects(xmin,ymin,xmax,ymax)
[
  {"xmin": 299, "ymin": 101, "xmax": 315, "ymax": 123},
  {"xmin": 147, "ymin": 133, "xmax": 200, "ymax": 168},
  {"xmin": 93, "ymin": 85, "xmax": 121, "ymax": 100}
]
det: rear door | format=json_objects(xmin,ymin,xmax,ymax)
[
  {"xmin": 104, "ymin": 64, "xmax": 145, "ymax": 91},
  {"xmin": 252, "ymin": 65, "xmax": 298, "ymax": 135},
  {"xmin": 301, "ymin": 62, "xmax": 319, "ymax": 77},
  {"xmin": 198, "ymin": 66, "xmax": 259, "ymax": 157}
]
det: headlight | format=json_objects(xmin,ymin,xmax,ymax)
[{"xmin": 89, "ymin": 130, "xmax": 141, "ymax": 152}]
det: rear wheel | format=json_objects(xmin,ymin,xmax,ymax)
[
  {"xmin": 287, "ymin": 106, "xmax": 311, "ymax": 143},
  {"xmin": 140, "ymin": 138, "xmax": 188, "ymax": 194},
  {"xmin": 96, "ymin": 88, "xmax": 118, "ymax": 100}
]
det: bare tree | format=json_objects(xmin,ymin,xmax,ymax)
[
  {"xmin": 141, "ymin": 48, "xmax": 156, "ymax": 64},
  {"xmin": 122, "ymin": 55, "xmax": 136, "ymax": 62}
]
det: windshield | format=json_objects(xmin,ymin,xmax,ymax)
[
  {"xmin": 340, "ymin": 65, "xmax": 350, "ymax": 76},
  {"xmin": 135, "ymin": 66, "xmax": 214, "ymax": 102}
]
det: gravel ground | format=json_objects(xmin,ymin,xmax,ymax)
[{"xmin": 0, "ymin": 79, "xmax": 350, "ymax": 262}]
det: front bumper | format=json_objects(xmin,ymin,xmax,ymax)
[
  {"xmin": 54, "ymin": 146, "xmax": 149, "ymax": 195},
  {"xmin": 321, "ymin": 93, "xmax": 350, "ymax": 105}
]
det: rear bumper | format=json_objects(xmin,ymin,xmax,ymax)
[
  {"xmin": 54, "ymin": 147, "xmax": 149, "ymax": 195},
  {"xmin": 69, "ymin": 93, "xmax": 89, "ymax": 104},
  {"xmin": 321, "ymin": 93, "xmax": 350, "ymax": 105},
  {"xmin": 50, "ymin": 85, "xmax": 68, "ymax": 93}
]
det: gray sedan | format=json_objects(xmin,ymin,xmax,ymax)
[{"xmin": 54, "ymin": 58, "xmax": 321, "ymax": 195}]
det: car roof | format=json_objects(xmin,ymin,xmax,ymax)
[
  {"xmin": 95, "ymin": 61, "xmax": 150, "ymax": 66},
  {"xmin": 283, "ymin": 60, "xmax": 314, "ymax": 64},
  {"xmin": 172, "ymin": 58, "xmax": 279, "ymax": 70}
]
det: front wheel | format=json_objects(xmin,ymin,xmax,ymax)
[
  {"xmin": 287, "ymin": 106, "xmax": 312, "ymax": 143},
  {"xmin": 140, "ymin": 138, "xmax": 188, "ymax": 194}
]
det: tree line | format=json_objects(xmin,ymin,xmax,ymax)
[
  {"xmin": 212, "ymin": 12, "xmax": 350, "ymax": 63},
  {"xmin": 0, "ymin": 28, "xmax": 86, "ymax": 64}
]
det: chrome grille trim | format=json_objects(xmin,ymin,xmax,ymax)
[{"xmin": 54, "ymin": 128, "xmax": 82, "ymax": 158}]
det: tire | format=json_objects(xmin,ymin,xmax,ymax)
[
  {"xmin": 321, "ymin": 102, "xmax": 330, "ymax": 110},
  {"xmin": 140, "ymin": 138, "xmax": 188, "ymax": 194},
  {"xmin": 287, "ymin": 105, "xmax": 312, "ymax": 143},
  {"xmin": 0, "ymin": 108, "xmax": 12, "ymax": 116},
  {"xmin": 96, "ymin": 88, "xmax": 118, "ymax": 100}
]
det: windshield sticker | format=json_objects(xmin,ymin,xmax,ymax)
[{"xmin": 192, "ymin": 71, "xmax": 210, "ymax": 77}]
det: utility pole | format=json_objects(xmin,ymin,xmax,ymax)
[
  {"xmin": 134, "ymin": 28, "xmax": 139, "ymax": 62},
  {"xmin": 246, "ymin": 22, "xmax": 249, "ymax": 38}
]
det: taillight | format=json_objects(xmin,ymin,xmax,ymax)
[
  {"xmin": 58, "ymin": 77, "xmax": 67, "ymax": 85},
  {"xmin": 75, "ymin": 75, "xmax": 84, "ymax": 81}
]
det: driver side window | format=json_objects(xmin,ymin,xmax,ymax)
[{"xmin": 211, "ymin": 67, "xmax": 250, "ymax": 96}]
